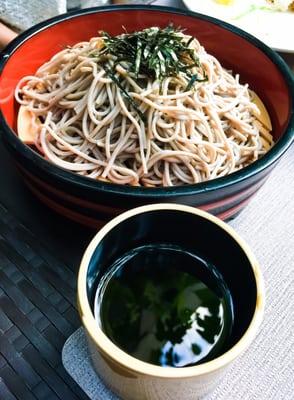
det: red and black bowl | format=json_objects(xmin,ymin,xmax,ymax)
[{"xmin": 0, "ymin": 5, "xmax": 293, "ymax": 228}]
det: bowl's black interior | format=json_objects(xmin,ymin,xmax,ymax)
[{"xmin": 86, "ymin": 209, "xmax": 257, "ymax": 357}]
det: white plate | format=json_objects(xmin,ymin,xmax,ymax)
[{"xmin": 182, "ymin": 0, "xmax": 294, "ymax": 53}]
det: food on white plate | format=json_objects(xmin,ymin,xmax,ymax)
[
  {"xmin": 215, "ymin": 0, "xmax": 294, "ymax": 11},
  {"xmin": 266, "ymin": 0, "xmax": 294, "ymax": 10}
]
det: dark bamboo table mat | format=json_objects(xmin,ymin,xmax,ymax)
[{"xmin": 0, "ymin": 200, "xmax": 91, "ymax": 400}]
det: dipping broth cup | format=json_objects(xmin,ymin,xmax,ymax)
[{"xmin": 78, "ymin": 203, "xmax": 264, "ymax": 400}]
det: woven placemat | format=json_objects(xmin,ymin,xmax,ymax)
[
  {"xmin": 62, "ymin": 145, "xmax": 294, "ymax": 400},
  {"xmin": 0, "ymin": 203, "xmax": 90, "ymax": 400}
]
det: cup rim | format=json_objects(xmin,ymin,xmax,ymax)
[{"xmin": 78, "ymin": 203, "xmax": 265, "ymax": 378}]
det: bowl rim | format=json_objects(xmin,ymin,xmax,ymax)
[
  {"xmin": 0, "ymin": 4, "xmax": 293, "ymax": 198},
  {"xmin": 78, "ymin": 203, "xmax": 265, "ymax": 378}
]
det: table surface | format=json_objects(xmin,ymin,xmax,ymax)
[{"xmin": 0, "ymin": 1, "xmax": 293, "ymax": 400}]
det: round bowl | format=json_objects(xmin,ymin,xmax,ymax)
[
  {"xmin": 0, "ymin": 5, "xmax": 293, "ymax": 228},
  {"xmin": 78, "ymin": 203, "xmax": 265, "ymax": 400}
]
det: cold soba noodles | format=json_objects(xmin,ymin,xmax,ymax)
[{"xmin": 16, "ymin": 26, "xmax": 273, "ymax": 187}]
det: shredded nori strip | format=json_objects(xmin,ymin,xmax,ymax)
[{"xmin": 97, "ymin": 25, "xmax": 207, "ymax": 120}]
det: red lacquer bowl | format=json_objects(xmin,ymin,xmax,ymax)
[{"xmin": 0, "ymin": 5, "xmax": 293, "ymax": 228}]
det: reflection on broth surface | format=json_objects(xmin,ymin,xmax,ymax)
[{"xmin": 94, "ymin": 244, "xmax": 234, "ymax": 367}]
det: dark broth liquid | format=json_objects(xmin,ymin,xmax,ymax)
[{"xmin": 94, "ymin": 244, "xmax": 234, "ymax": 368}]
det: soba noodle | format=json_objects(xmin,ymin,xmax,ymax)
[{"xmin": 15, "ymin": 27, "xmax": 273, "ymax": 187}]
